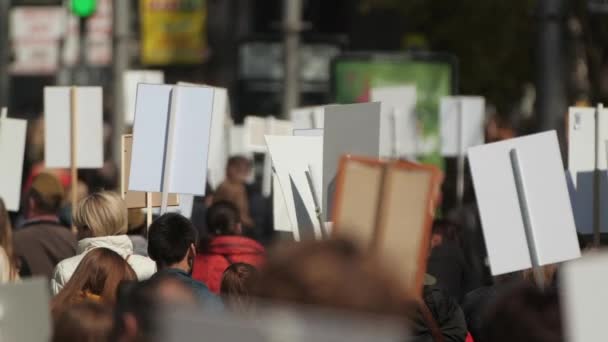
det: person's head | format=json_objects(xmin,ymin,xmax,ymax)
[
  {"xmin": 73, "ymin": 191, "xmax": 128, "ymax": 240},
  {"xmin": 147, "ymin": 213, "xmax": 197, "ymax": 272},
  {"xmin": 0, "ymin": 198, "xmax": 16, "ymax": 280},
  {"xmin": 112, "ymin": 275, "xmax": 197, "ymax": 342},
  {"xmin": 206, "ymin": 201, "xmax": 242, "ymax": 236},
  {"xmin": 482, "ymin": 283, "xmax": 562, "ymax": 342},
  {"xmin": 220, "ymin": 263, "xmax": 258, "ymax": 313},
  {"xmin": 226, "ymin": 156, "xmax": 251, "ymax": 183},
  {"xmin": 254, "ymin": 238, "xmax": 414, "ymax": 317},
  {"xmin": 26, "ymin": 172, "xmax": 64, "ymax": 218},
  {"xmin": 52, "ymin": 301, "xmax": 113, "ymax": 342},
  {"xmin": 430, "ymin": 219, "xmax": 460, "ymax": 249},
  {"xmin": 51, "ymin": 248, "xmax": 136, "ymax": 317}
]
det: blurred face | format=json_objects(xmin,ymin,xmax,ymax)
[{"xmin": 228, "ymin": 161, "xmax": 251, "ymax": 183}]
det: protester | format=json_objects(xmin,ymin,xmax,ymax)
[
  {"xmin": 193, "ymin": 201, "xmax": 265, "ymax": 293},
  {"xmin": 481, "ymin": 283, "xmax": 563, "ymax": 342},
  {"xmin": 426, "ymin": 219, "xmax": 473, "ymax": 303},
  {"xmin": 214, "ymin": 156, "xmax": 255, "ymax": 229},
  {"xmin": 112, "ymin": 275, "xmax": 198, "ymax": 342},
  {"xmin": 147, "ymin": 213, "xmax": 222, "ymax": 308},
  {"xmin": 52, "ymin": 301, "xmax": 113, "ymax": 342},
  {"xmin": 51, "ymin": 191, "xmax": 155, "ymax": 294},
  {"xmin": 0, "ymin": 198, "xmax": 19, "ymax": 282},
  {"xmin": 220, "ymin": 262, "xmax": 258, "ymax": 313},
  {"xmin": 51, "ymin": 247, "xmax": 136, "ymax": 317},
  {"xmin": 13, "ymin": 172, "xmax": 77, "ymax": 278}
]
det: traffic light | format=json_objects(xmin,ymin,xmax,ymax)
[{"xmin": 70, "ymin": 0, "xmax": 97, "ymax": 18}]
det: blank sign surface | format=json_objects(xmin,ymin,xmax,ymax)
[
  {"xmin": 440, "ymin": 96, "xmax": 485, "ymax": 156},
  {"xmin": 468, "ymin": 131, "xmax": 580, "ymax": 275},
  {"xmin": 0, "ymin": 118, "xmax": 27, "ymax": 211}
]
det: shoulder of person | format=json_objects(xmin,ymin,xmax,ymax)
[{"xmin": 126, "ymin": 255, "xmax": 157, "ymax": 280}]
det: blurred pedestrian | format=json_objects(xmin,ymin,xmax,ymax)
[
  {"xmin": 220, "ymin": 262, "xmax": 258, "ymax": 313},
  {"xmin": 52, "ymin": 302, "xmax": 113, "ymax": 342},
  {"xmin": 0, "ymin": 198, "xmax": 19, "ymax": 282}
]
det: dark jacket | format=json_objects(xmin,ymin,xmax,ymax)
[
  {"xmin": 152, "ymin": 268, "xmax": 223, "ymax": 310},
  {"xmin": 410, "ymin": 285, "xmax": 468, "ymax": 342},
  {"xmin": 13, "ymin": 219, "xmax": 77, "ymax": 279},
  {"xmin": 192, "ymin": 235, "xmax": 265, "ymax": 293},
  {"xmin": 427, "ymin": 241, "xmax": 472, "ymax": 303}
]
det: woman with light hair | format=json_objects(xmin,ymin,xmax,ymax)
[{"xmin": 51, "ymin": 191, "xmax": 156, "ymax": 295}]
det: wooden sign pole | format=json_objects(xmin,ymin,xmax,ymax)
[
  {"xmin": 593, "ymin": 103, "xmax": 604, "ymax": 246},
  {"xmin": 456, "ymin": 99, "xmax": 466, "ymax": 207},
  {"xmin": 70, "ymin": 87, "xmax": 78, "ymax": 232},
  {"xmin": 510, "ymin": 148, "xmax": 545, "ymax": 289}
]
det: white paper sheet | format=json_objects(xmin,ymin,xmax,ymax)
[
  {"xmin": 273, "ymin": 175, "xmax": 294, "ymax": 234},
  {"xmin": 440, "ymin": 96, "xmax": 485, "ymax": 156},
  {"xmin": 468, "ymin": 131, "xmax": 580, "ymax": 275},
  {"xmin": 124, "ymin": 70, "xmax": 164, "ymax": 124},
  {"xmin": 0, "ymin": 117, "xmax": 27, "ymax": 211},
  {"xmin": 322, "ymin": 102, "xmax": 381, "ymax": 219},
  {"xmin": 266, "ymin": 135, "xmax": 323, "ymax": 239},
  {"xmin": 129, "ymin": 84, "xmax": 214, "ymax": 196},
  {"xmin": 44, "ymin": 86, "xmax": 103, "ymax": 169},
  {"xmin": 371, "ymin": 86, "xmax": 417, "ymax": 158},
  {"xmin": 567, "ymin": 106, "xmax": 608, "ymax": 234}
]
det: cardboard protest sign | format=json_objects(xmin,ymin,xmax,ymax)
[
  {"xmin": 561, "ymin": 252, "xmax": 608, "ymax": 342},
  {"xmin": 291, "ymin": 105, "xmax": 325, "ymax": 130},
  {"xmin": 370, "ymin": 86, "xmax": 417, "ymax": 158},
  {"xmin": 44, "ymin": 86, "xmax": 103, "ymax": 168},
  {"xmin": 0, "ymin": 110, "xmax": 27, "ymax": 211},
  {"xmin": 129, "ymin": 84, "xmax": 213, "ymax": 198},
  {"xmin": 265, "ymin": 135, "xmax": 323, "ymax": 240},
  {"xmin": 567, "ymin": 106, "xmax": 608, "ymax": 234},
  {"xmin": 124, "ymin": 70, "xmax": 164, "ymax": 124},
  {"xmin": 440, "ymin": 96, "xmax": 485, "ymax": 156},
  {"xmin": 468, "ymin": 131, "xmax": 580, "ymax": 276},
  {"xmin": 0, "ymin": 278, "xmax": 51, "ymax": 341},
  {"xmin": 323, "ymin": 102, "xmax": 381, "ymax": 219},
  {"xmin": 120, "ymin": 135, "xmax": 179, "ymax": 209},
  {"xmin": 331, "ymin": 156, "xmax": 441, "ymax": 295}
]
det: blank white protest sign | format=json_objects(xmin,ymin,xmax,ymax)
[
  {"xmin": 265, "ymin": 135, "xmax": 323, "ymax": 240},
  {"xmin": 129, "ymin": 84, "xmax": 214, "ymax": 195},
  {"xmin": 44, "ymin": 86, "xmax": 103, "ymax": 168},
  {"xmin": 468, "ymin": 131, "xmax": 580, "ymax": 275},
  {"xmin": 0, "ymin": 113, "xmax": 27, "ymax": 211},
  {"xmin": 567, "ymin": 106, "xmax": 608, "ymax": 234},
  {"xmin": 561, "ymin": 252, "xmax": 608, "ymax": 342},
  {"xmin": 124, "ymin": 70, "xmax": 164, "ymax": 124},
  {"xmin": 440, "ymin": 96, "xmax": 485, "ymax": 156},
  {"xmin": 292, "ymin": 105, "xmax": 325, "ymax": 129},
  {"xmin": 370, "ymin": 86, "xmax": 417, "ymax": 158},
  {"xmin": 323, "ymin": 102, "xmax": 381, "ymax": 218}
]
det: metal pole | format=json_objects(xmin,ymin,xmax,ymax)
[
  {"xmin": 510, "ymin": 148, "xmax": 545, "ymax": 289},
  {"xmin": 535, "ymin": 0, "xmax": 566, "ymax": 131},
  {"xmin": 282, "ymin": 0, "xmax": 303, "ymax": 119},
  {"xmin": 0, "ymin": 0, "xmax": 10, "ymax": 109},
  {"xmin": 112, "ymin": 0, "xmax": 130, "ymax": 165},
  {"xmin": 593, "ymin": 103, "xmax": 604, "ymax": 246}
]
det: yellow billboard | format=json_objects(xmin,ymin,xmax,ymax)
[{"xmin": 140, "ymin": 0, "xmax": 206, "ymax": 65}]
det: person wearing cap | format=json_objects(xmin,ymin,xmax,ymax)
[{"xmin": 13, "ymin": 172, "xmax": 77, "ymax": 279}]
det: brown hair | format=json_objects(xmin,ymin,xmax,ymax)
[
  {"xmin": 220, "ymin": 263, "xmax": 258, "ymax": 313},
  {"xmin": 51, "ymin": 248, "xmax": 136, "ymax": 317},
  {"xmin": 52, "ymin": 301, "xmax": 113, "ymax": 342},
  {"xmin": 0, "ymin": 198, "xmax": 17, "ymax": 280}
]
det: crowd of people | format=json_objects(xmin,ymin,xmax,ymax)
[{"xmin": 0, "ymin": 148, "xmax": 569, "ymax": 342}]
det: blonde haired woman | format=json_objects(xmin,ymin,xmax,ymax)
[
  {"xmin": 51, "ymin": 192, "xmax": 155, "ymax": 295},
  {"xmin": 0, "ymin": 198, "xmax": 18, "ymax": 282}
]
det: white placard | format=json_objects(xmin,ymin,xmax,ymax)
[
  {"xmin": 292, "ymin": 105, "xmax": 325, "ymax": 130},
  {"xmin": 124, "ymin": 70, "xmax": 164, "ymax": 125},
  {"xmin": 229, "ymin": 125, "xmax": 251, "ymax": 158},
  {"xmin": 0, "ymin": 114, "xmax": 27, "ymax": 212},
  {"xmin": 266, "ymin": 135, "xmax": 323, "ymax": 239},
  {"xmin": 440, "ymin": 96, "xmax": 485, "ymax": 156},
  {"xmin": 129, "ymin": 84, "xmax": 214, "ymax": 195},
  {"xmin": 44, "ymin": 86, "xmax": 103, "ymax": 169},
  {"xmin": 567, "ymin": 106, "xmax": 608, "ymax": 234},
  {"xmin": 561, "ymin": 252, "xmax": 608, "ymax": 342},
  {"xmin": 468, "ymin": 131, "xmax": 580, "ymax": 275},
  {"xmin": 243, "ymin": 116, "xmax": 293, "ymax": 154},
  {"xmin": 293, "ymin": 128, "xmax": 323, "ymax": 137},
  {"xmin": 323, "ymin": 102, "xmax": 381, "ymax": 218},
  {"xmin": 370, "ymin": 86, "xmax": 417, "ymax": 158},
  {"xmin": 0, "ymin": 278, "xmax": 51, "ymax": 341},
  {"xmin": 273, "ymin": 175, "xmax": 294, "ymax": 233}
]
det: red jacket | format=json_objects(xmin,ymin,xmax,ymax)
[{"xmin": 192, "ymin": 235, "xmax": 265, "ymax": 294}]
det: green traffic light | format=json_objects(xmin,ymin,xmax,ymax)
[{"xmin": 70, "ymin": 0, "xmax": 97, "ymax": 18}]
